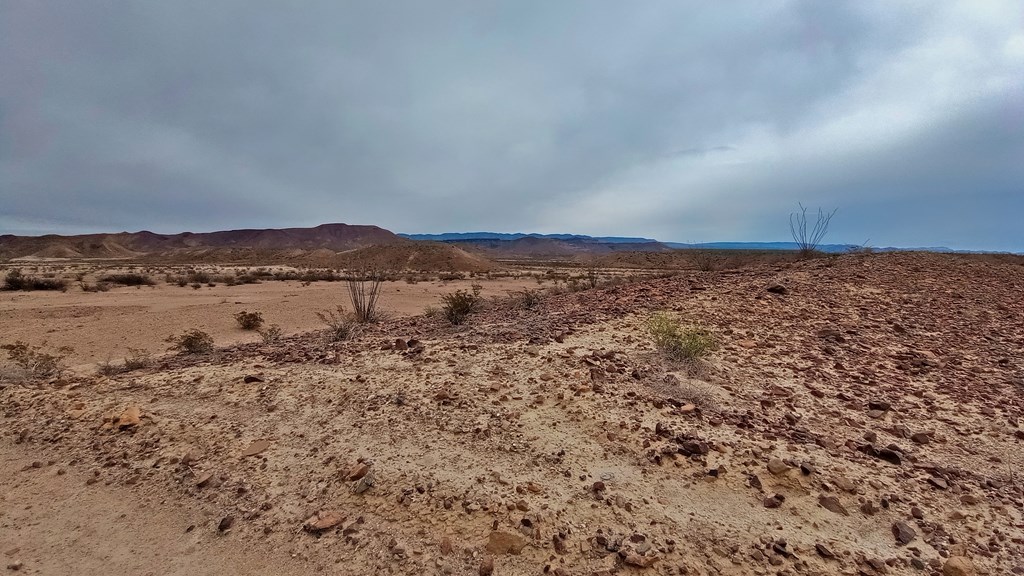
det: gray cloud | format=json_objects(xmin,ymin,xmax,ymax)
[{"xmin": 2, "ymin": 0, "xmax": 1022, "ymax": 250}]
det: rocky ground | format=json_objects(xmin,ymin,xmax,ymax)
[{"xmin": 2, "ymin": 252, "xmax": 1022, "ymax": 575}]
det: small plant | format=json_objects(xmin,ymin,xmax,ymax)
[
  {"xmin": 647, "ymin": 313, "xmax": 716, "ymax": 362},
  {"xmin": 512, "ymin": 288, "xmax": 543, "ymax": 310},
  {"xmin": 99, "ymin": 273, "xmax": 156, "ymax": 286},
  {"xmin": 123, "ymin": 347, "xmax": 152, "ymax": 370},
  {"xmin": 97, "ymin": 348, "xmax": 152, "ymax": 376},
  {"xmin": 258, "ymin": 324, "xmax": 283, "ymax": 344},
  {"xmin": 79, "ymin": 280, "xmax": 111, "ymax": 292},
  {"xmin": 234, "ymin": 310, "xmax": 265, "ymax": 330},
  {"xmin": 316, "ymin": 307, "xmax": 362, "ymax": 342},
  {"xmin": 423, "ymin": 305, "xmax": 440, "ymax": 318},
  {"xmin": 441, "ymin": 285, "xmax": 482, "ymax": 325},
  {"xmin": 1, "ymin": 341, "xmax": 72, "ymax": 378},
  {"xmin": 166, "ymin": 329, "xmax": 214, "ymax": 354}
]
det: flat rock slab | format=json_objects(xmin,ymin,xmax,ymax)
[{"xmin": 241, "ymin": 439, "xmax": 271, "ymax": 457}]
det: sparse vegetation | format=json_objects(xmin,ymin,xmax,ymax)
[
  {"xmin": 441, "ymin": 284, "xmax": 482, "ymax": 325},
  {"xmin": 166, "ymin": 329, "xmax": 214, "ymax": 354},
  {"xmin": 316, "ymin": 307, "xmax": 362, "ymax": 342},
  {"xmin": 347, "ymin": 271, "xmax": 385, "ymax": 323},
  {"xmin": 99, "ymin": 273, "xmax": 156, "ymax": 286},
  {"xmin": 1, "ymin": 341, "xmax": 72, "ymax": 379},
  {"xmin": 511, "ymin": 288, "xmax": 543, "ymax": 310},
  {"xmin": 79, "ymin": 280, "xmax": 111, "ymax": 292},
  {"xmin": 258, "ymin": 324, "xmax": 283, "ymax": 344},
  {"xmin": 234, "ymin": 310, "xmax": 265, "ymax": 330},
  {"xmin": 647, "ymin": 312, "xmax": 717, "ymax": 362},
  {"xmin": 97, "ymin": 348, "xmax": 153, "ymax": 376},
  {"xmin": 790, "ymin": 203, "xmax": 837, "ymax": 257},
  {"xmin": 2, "ymin": 269, "xmax": 68, "ymax": 292}
]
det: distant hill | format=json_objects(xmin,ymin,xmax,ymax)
[
  {"xmin": 0, "ymin": 224, "xmax": 498, "ymax": 271},
  {"xmin": 441, "ymin": 236, "xmax": 673, "ymax": 260},
  {"xmin": 400, "ymin": 232, "xmax": 660, "ymax": 244}
]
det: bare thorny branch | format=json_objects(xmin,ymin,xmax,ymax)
[{"xmin": 790, "ymin": 203, "xmax": 837, "ymax": 256}]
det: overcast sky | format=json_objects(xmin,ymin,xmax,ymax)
[{"xmin": 2, "ymin": 1, "xmax": 1023, "ymax": 250}]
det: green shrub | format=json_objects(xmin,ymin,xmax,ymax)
[
  {"xmin": 441, "ymin": 285, "xmax": 482, "ymax": 325},
  {"xmin": 647, "ymin": 313, "xmax": 716, "ymax": 362},
  {"xmin": 234, "ymin": 310, "xmax": 264, "ymax": 330},
  {"xmin": 166, "ymin": 329, "xmax": 214, "ymax": 354}
]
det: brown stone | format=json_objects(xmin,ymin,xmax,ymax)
[
  {"xmin": 942, "ymin": 556, "xmax": 977, "ymax": 576},
  {"xmin": 116, "ymin": 406, "xmax": 141, "ymax": 429},
  {"xmin": 485, "ymin": 531, "xmax": 527, "ymax": 555},
  {"xmin": 892, "ymin": 521, "xmax": 916, "ymax": 545},
  {"xmin": 303, "ymin": 510, "xmax": 344, "ymax": 532},
  {"xmin": 347, "ymin": 463, "xmax": 370, "ymax": 481},
  {"xmin": 767, "ymin": 458, "xmax": 789, "ymax": 475},
  {"xmin": 478, "ymin": 556, "xmax": 494, "ymax": 576},
  {"xmin": 241, "ymin": 439, "xmax": 270, "ymax": 457},
  {"xmin": 818, "ymin": 495, "xmax": 849, "ymax": 516}
]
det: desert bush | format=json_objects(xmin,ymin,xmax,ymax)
[
  {"xmin": 190, "ymin": 282, "xmax": 202, "ymax": 290},
  {"xmin": 423, "ymin": 305, "xmax": 440, "ymax": 318},
  {"xmin": 790, "ymin": 203, "xmax": 837, "ymax": 257},
  {"xmin": 512, "ymin": 288, "xmax": 544, "ymax": 310},
  {"xmin": 97, "ymin": 348, "xmax": 152, "ymax": 376},
  {"xmin": 258, "ymin": 324, "xmax": 283, "ymax": 344},
  {"xmin": 100, "ymin": 273, "xmax": 155, "ymax": 286},
  {"xmin": 166, "ymin": 329, "xmax": 214, "ymax": 354},
  {"xmin": 234, "ymin": 310, "xmax": 265, "ymax": 330},
  {"xmin": 2, "ymin": 269, "xmax": 68, "ymax": 291},
  {"xmin": 316, "ymin": 307, "xmax": 362, "ymax": 342},
  {"xmin": 441, "ymin": 285, "xmax": 482, "ymax": 325},
  {"xmin": 347, "ymin": 271, "xmax": 385, "ymax": 323},
  {"xmin": 647, "ymin": 313, "xmax": 716, "ymax": 362},
  {"xmin": 79, "ymin": 280, "xmax": 111, "ymax": 292},
  {"xmin": 1, "ymin": 341, "xmax": 72, "ymax": 378}
]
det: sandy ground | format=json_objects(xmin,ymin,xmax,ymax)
[
  {"xmin": 0, "ymin": 441, "xmax": 313, "ymax": 576},
  {"xmin": 0, "ymin": 277, "xmax": 539, "ymax": 370},
  {"xmin": 1, "ymin": 253, "xmax": 1022, "ymax": 576}
]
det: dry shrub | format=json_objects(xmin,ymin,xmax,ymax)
[
  {"xmin": 2, "ymin": 269, "xmax": 68, "ymax": 292},
  {"xmin": 258, "ymin": 324, "xmax": 283, "ymax": 344},
  {"xmin": 97, "ymin": 348, "xmax": 152, "ymax": 376},
  {"xmin": 1, "ymin": 341, "xmax": 72, "ymax": 380},
  {"xmin": 441, "ymin": 285, "xmax": 482, "ymax": 325},
  {"xmin": 511, "ymin": 288, "xmax": 543, "ymax": 310},
  {"xmin": 234, "ymin": 310, "xmax": 265, "ymax": 330},
  {"xmin": 347, "ymin": 272, "xmax": 385, "ymax": 323},
  {"xmin": 316, "ymin": 307, "xmax": 362, "ymax": 342},
  {"xmin": 99, "ymin": 273, "xmax": 155, "ymax": 286},
  {"xmin": 166, "ymin": 329, "xmax": 214, "ymax": 354}
]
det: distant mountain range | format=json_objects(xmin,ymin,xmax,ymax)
[
  {"xmin": 401, "ymin": 232, "xmax": 977, "ymax": 254},
  {"xmin": 400, "ymin": 232, "xmax": 658, "ymax": 244}
]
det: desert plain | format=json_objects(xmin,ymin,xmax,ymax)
[{"xmin": 1, "ymin": 249, "xmax": 1023, "ymax": 576}]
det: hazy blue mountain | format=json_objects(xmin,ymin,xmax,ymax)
[{"xmin": 400, "ymin": 232, "xmax": 659, "ymax": 244}]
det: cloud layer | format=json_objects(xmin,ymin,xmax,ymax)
[{"xmin": 2, "ymin": 1, "xmax": 1023, "ymax": 250}]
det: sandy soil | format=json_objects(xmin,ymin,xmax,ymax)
[
  {"xmin": 1, "ymin": 253, "xmax": 1022, "ymax": 576},
  {"xmin": 0, "ymin": 277, "xmax": 539, "ymax": 370}
]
